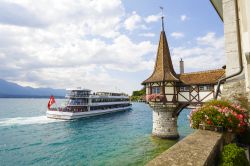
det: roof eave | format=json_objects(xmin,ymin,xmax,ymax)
[
  {"xmin": 142, "ymin": 79, "xmax": 179, "ymax": 85},
  {"xmin": 210, "ymin": 0, "xmax": 223, "ymax": 21}
]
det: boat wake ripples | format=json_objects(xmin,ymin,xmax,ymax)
[{"xmin": 0, "ymin": 116, "xmax": 64, "ymax": 127}]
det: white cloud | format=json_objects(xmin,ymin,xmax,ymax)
[
  {"xmin": 171, "ymin": 32, "xmax": 225, "ymax": 73},
  {"xmin": 171, "ymin": 32, "xmax": 184, "ymax": 39},
  {"xmin": 196, "ymin": 32, "xmax": 223, "ymax": 49},
  {"xmin": 0, "ymin": 0, "xmax": 158, "ymax": 94},
  {"xmin": 144, "ymin": 13, "xmax": 161, "ymax": 23},
  {"xmin": 1, "ymin": 0, "xmax": 124, "ymax": 38},
  {"xmin": 124, "ymin": 11, "xmax": 142, "ymax": 31},
  {"xmin": 0, "ymin": 52, "xmax": 5, "ymax": 59},
  {"xmin": 0, "ymin": 23, "xmax": 156, "ymax": 90},
  {"xmin": 180, "ymin": 14, "xmax": 188, "ymax": 21},
  {"xmin": 139, "ymin": 33, "xmax": 155, "ymax": 37}
]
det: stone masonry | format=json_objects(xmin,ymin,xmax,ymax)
[
  {"xmin": 222, "ymin": 0, "xmax": 248, "ymax": 101},
  {"xmin": 221, "ymin": 79, "xmax": 247, "ymax": 100},
  {"xmin": 223, "ymin": 0, "xmax": 241, "ymax": 77},
  {"xmin": 147, "ymin": 130, "xmax": 224, "ymax": 166},
  {"xmin": 150, "ymin": 102, "xmax": 179, "ymax": 139}
]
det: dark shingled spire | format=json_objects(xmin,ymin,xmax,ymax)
[{"xmin": 142, "ymin": 15, "xmax": 179, "ymax": 84}]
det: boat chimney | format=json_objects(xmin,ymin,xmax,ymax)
[{"xmin": 180, "ymin": 58, "xmax": 184, "ymax": 74}]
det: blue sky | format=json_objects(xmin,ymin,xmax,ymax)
[{"xmin": 0, "ymin": 0, "xmax": 224, "ymax": 94}]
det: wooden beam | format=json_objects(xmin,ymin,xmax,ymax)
[
  {"xmin": 178, "ymin": 92, "xmax": 190, "ymax": 101},
  {"xmin": 200, "ymin": 91, "xmax": 214, "ymax": 102}
]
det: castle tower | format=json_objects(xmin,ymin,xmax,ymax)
[{"xmin": 142, "ymin": 15, "xmax": 180, "ymax": 139}]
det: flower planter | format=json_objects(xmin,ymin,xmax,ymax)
[
  {"xmin": 199, "ymin": 124, "xmax": 224, "ymax": 132},
  {"xmin": 189, "ymin": 100, "xmax": 249, "ymax": 134}
]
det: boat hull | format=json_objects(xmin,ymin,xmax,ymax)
[{"xmin": 46, "ymin": 106, "xmax": 132, "ymax": 120}]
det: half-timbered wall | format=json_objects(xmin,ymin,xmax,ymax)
[
  {"xmin": 145, "ymin": 83, "xmax": 224, "ymax": 103},
  {"xmin": 176, "ymin": 84, "xmax": 218, "ymax": 103},
  {"xmin": 199, "ymin": 92, "xmax": 214, "ymax": 102},
  {"xmin": 178, "ymin": 92, "xmax": 189, "ymax": 102},
  {"xmin": 165, "ymin": 82, "xmax": 175, "ymax": 102},
  {"xmin": 146, "ymin": 86, "xmax": 149, "ymax": 95}
]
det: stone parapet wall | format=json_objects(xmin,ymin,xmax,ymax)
[{"xmin": 147, "ymin": 130, "xmax": 226, "ymax": 166}]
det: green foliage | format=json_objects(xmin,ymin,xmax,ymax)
[
  {"xmin": 206, "ymin": 100, "xmax": 231, "ymax": 107},
  {"xmin": 130, "ymin": 96, "xmax": 141, "ymax": 101},
  {"xmin": 220, "ymin": 143, "xmax": 249, "ymax": 166},
  {"xmin": 132, "ymin": 88, "xmax": 145, "ymax": 97},
  {"xmin": 189, "ymin": 107, "xmax": 205, "ymax": 129},
  {"xmin": 131, "ymin": 88, "xmax": 146, "ymax": 101}
]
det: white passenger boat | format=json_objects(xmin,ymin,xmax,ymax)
[{"xmin": 46, "ymin": 87, "xmax": 132, "ymax": 120}]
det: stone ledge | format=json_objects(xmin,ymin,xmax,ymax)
[{"xmin": 146, "ymin": 130, "xmax": 224, "ymax": 166}]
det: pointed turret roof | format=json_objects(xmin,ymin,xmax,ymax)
[{"xmin": 142, "ymin": 17, "xmax": 179, "ymax": 84}]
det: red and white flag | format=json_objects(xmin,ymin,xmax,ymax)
[{"xmin": 48, "ymin": 95, "xmax": 56, "ymax": 109}]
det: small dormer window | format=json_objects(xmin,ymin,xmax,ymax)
[
  {"xmin": 199, "ymin": 85, "xmax": 213, "ymax": 91},
  {"xmin": 199, "ymin": 86, "xmax": 204, "ymax": 91},
  {"xmin": 180, "ymin": 86, "xmax": 189, "ymax": 92},
  {"xmin": 152, "ymin": 87, "xmax": 160, "ymax": 94}
]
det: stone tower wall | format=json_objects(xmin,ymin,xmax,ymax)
[
  {"xmin": 222, "ymin": 0, "xmax": 249, "ymax": 100},
  {"xmin": 150, "ymin": 102, "xmax": 179, "ymax": 139}
]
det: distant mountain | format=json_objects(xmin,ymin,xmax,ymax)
[{"xmin": 0, "ymin": 79, "xmax": 66, "ymax": 98}]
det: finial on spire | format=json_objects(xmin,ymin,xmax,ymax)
[{"xmin": 160, "ymin": 6, "xmax": 164, "ymax": 31}]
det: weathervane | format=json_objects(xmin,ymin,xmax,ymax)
[{"xmin": 160, "ymin": 6, "xmax": 164, "ymax": 31}]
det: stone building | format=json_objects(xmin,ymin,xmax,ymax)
[
  {"xmin": 142, "ymin": 17, "xmax": 225, "ymax": 139},
  {"xmin": 210, "ymin": 0, "xmax": 250, "ymax": 100}
]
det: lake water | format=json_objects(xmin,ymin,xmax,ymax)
[{"xmin": 0, "ymin": 99, "xmax": 193, "ymax": 166}]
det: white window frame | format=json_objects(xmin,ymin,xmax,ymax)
[
  {"xmin": 199, "ymin": 85, "xmax": 213, "ymax": 91},
  {"xmin": 199, "ymin": 86, "xmax": 205, "ymax": 91},
  {"xmin": 180, "ymin": 86, "xmax": 189, "ymax": 92},
  {"xmin": 152, "ymin": 87, "xmax": 160, "ymax": 94}
]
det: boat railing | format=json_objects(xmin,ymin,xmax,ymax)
[
  {"xmin": 91, "ymin": 100, "xmax": 129, "ymax": 103},
  {"xmin": 67, "ymin": 102, "xmax": 89, "ymax": 106},
  {"xmin": 67, "ymin": 104, "xmax": 89, "ymax": 106},
  {"xmin": 90, "ymin": 95, "xmax": 129, "ymax": 99},
  {"xmin": 49, "ymin": 107, "xmax": 88, "ymax": 112},
  {"xmin": 65, "ymin": 94, "xmax": 90, "ymax": 98}
]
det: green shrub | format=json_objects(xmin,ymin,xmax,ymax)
[{"xmin": 220, "ymin": 143, "xmax": 249, "ymax": 166}]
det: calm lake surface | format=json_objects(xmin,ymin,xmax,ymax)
[{"xmin": 0, "ymin": 99, "xmax": 193, "ymax": 166}]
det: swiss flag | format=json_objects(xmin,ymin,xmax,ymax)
[{"xmin": 48, "ymin": 95, "xmax": 56, "ymax": 109}]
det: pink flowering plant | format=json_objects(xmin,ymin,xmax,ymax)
[
  {"xmin": 189, "ymin": 100, "xmax": 249, "ymax": 133},
  {"xmin": 146, "ymin": 94, "xmax": 164, "ymax": 102}
]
